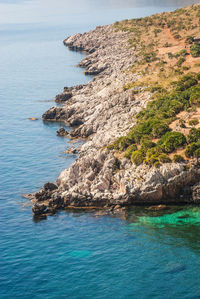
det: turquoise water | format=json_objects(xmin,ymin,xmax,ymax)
[{"xmin": 1, "ymin": 0, "xmax": 200, "ymax": 298}]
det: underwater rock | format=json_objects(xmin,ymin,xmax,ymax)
[{"xmin": 163, "ymin": 262, "xmax": 186, "ymax": 274}]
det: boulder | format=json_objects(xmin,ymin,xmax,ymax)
[{"xmin": 57, "ymin": 127, "xmax": 67, "ymax": 136}]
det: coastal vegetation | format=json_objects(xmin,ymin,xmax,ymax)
[{"xmin": 109, "ymin": 4, "xmax": 200, "ymax": 166}]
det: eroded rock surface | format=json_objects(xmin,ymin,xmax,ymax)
[{"xmin": 32, "ymin": 24, "xmax": 200, "ymax": 216}]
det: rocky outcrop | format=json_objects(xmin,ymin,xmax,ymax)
[
  {"xmin": 31, "ymin": 24, "xmax": 200, "ymax": 216},
  {"xmin": 55, "ymin": 92, "xmax": 72, "ymax": 103},
  {"xmin": 57, "ymin": 127, "xmax": 68, "ymax": 136},
  {"xmin": 42, "ymin": 106, "xmax": 66, "ymax": 121}
]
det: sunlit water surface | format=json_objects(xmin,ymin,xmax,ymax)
[{"xmin": 1, "ymin": 0, "xmax": 200, "ymax": 298}]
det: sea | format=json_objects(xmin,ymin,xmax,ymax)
[{"xmin": 1, "ymin": 0, "xmax": 200, "ymax": 298}]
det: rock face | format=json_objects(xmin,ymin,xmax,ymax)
[{"xmin": 32, "ymin": 24, "xmax": 200, "ymax": 216}]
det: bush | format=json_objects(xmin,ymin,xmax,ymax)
[
  {"xmin": 158, "ymin": 131, "xmax": 187, "ymax": 153},
  {"xmin": 179, "ymin": 118, "xmax": 186, "ymax": 128},
  {"xmin": 131, "ymin": 150, "xmax": 145, "ymax": 165},
  {"xmin": 185, "ymin": 36, "xmax": 194, "ymax": 44},
  {"xmin": 176, "ymin": 57, "xmax": 186, "ymax": 67},
  {"xmin": 154, "ymin": 161, "xmax": 161, "ymax": 168},
  {"xmin": 145, "ymin": 154, "xmax": 160, "ymax": 166},
  {"xmin": 185, "ymin": 142, "xmax": 200, "ymax": 158},
  {"xmin": 175, "ymin": 49, "xmax": 188, "ymax": 57},
  {"xmin": 175, "ymin": 74, "xmax": 198, "ymax": 91},
  {"xmin": 187, "ymin": 128, "xmax": 200, "ymax": 143},
  {"xmin": 190, "ymin": 44, "xmax": 200, "ymax": 57},
  {"xmin": 124, "ymin": 144, "xmax": 137, "ymax": 158},
  {"xmin": 143, "ymin": 51, "xmax": 158, "ymax": 63},
  {"xmin": 164, "ymin": 42, "xmax": 172, "ymax": 48},
  {"xmin": 173, "ymin": 154, "xmax": 185, "ymax": 163},
  {"xmin": 194, "ymin": 148, "xmax": 200, "ymax": 158},
  {"xmin": 140, "ymin": 139, "xmax": 156, "ymax": 153},
  {"xmin": 168, "ymin": 52, "xmax": 174, "ymax": 59},
  {"xmin": 158, "ymin": 154, "xmax": 171, "ymax": 163},
  {"xmin": 173, "ymin": 33, "xmax": 181, "ymax": 40},
  {"xmin": 152, "ymin": 122, "xmax": 170, "ymax": 138},
  {"xmin": 108, "ymin": 136, "xmax": 133, "ymax": 151},
  {"xmin": 188, "ymin": 118, "xmax": 199, "ymax": 126},
  {"xmin": 146, "ymin": 147, "xmax": 162, "ymax": 159}
]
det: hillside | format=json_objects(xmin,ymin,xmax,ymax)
[
  {"xmin": 30, "ymin": 4, "xmax": 200, "ymax": 217},
  {"xmin": 112, "ymin": 4, "xmax": 200, "ymax": 166}
]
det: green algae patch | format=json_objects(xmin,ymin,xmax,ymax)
[{"xmin": 129, "ymin": 207, "xmax": 200, "ymax": 228}]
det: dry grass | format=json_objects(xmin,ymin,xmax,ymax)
[{"xmin": 115, "ymin": 3, "xmax": 200, "ymax": 89}]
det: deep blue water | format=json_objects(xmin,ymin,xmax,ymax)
[{"xmin": 1, "ymin": 0, "xmax": 200, "ymax": 298}]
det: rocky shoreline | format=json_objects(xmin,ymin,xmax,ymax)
[{"xmin": 29, "ymin": 24, "xmax": 200, "ymax": 217}]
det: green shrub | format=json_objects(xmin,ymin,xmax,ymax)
[
  {"xmin": 189, "ymin": 85, "xmax": 200, "ymax": 105},
  {"xmin": 173, "ymin": 154, "xmax": 185, "ymax": 163},
  {"xmin": 154, "ymin": 161, "xmax": 161, "ymax": 168},
  {"xmin": 173, "ymin": 33, "xmax": 181, "ymax": 40},
  {"xmin": 168, "ymin": 52, "xmax": 174, "ymax": 59},
  {"xmin": 196, "ymin": 73, "xmax": 200, "ymax": 80},
  {"xmin": 108, "ymin": 136, "xmax": 133, "ymax": 151},
  {"xmin": 124, "ymin": 144, "xmax": 137, "ymax": 158},
  {"xmin": 188, "ymin": 118, "xmax": 199, "ymax": 126},
  {"xmin": 175, "ymin": 49, "xmax": 188, "ymax": 57},
  {"xmin": 152, "ymin": 122, "xmax": 171, "ymax": 138},
  {"xmin": 179, "ymin": 118, "xmax": 186, "ymax": 128},
  {"xmin": 145, "ymin": 154, "xmax": 160, "ymax": 166},
  {"xmin": 190, "ymin": 44, "xmax": 200, "ymax": 57},
  {"xmin": 164, "ymin": 42, "xmax": 172, "ymax": 48},
  {"xmin": 185, "ymin": 142, "xmax": 200, "ymax": 157},
  {"xmin": 140, "ymin": 139, "xmax": 156, "ymax": 153},
  {"xmin": 185, "ymin": 36, "xmax": 194, "ymax": 44},
  {"xmin": 158, "ymin": 153, "xmax": 171, "ymax": 163},
  {"xmin": 176, "ymin": 57, "xmax": 186, "ymax": 67},
  {"xmin": 143, "ymin": 51, "xmax": 158, "ymax": 63},
  {"xmin": 158, "ymin": 131, "xmax": 187, "ymax": 153},
  {"xmin": 187, "ymin": 128, "xmax": 200, "ymax": 143},
  {"xmin": 175, "ymin": 74, "xmax": 198, "ymax": 91},
  {"xmin": 131, "ymin": 150, "xmax": 145, "ymax": 165},
  {"xmin": 194, "ymin": 148, "xmax": 200, "ymax": 158}
]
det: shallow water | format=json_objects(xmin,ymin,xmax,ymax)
[{"xmin": 1, "ymin": 0, "xmax": 200, "ymax": 298}]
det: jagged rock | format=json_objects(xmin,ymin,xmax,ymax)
[
  {"xmin": 55, "ymin": 92, "xmax": 72, "ymax": 103},
  {"xmin": 191, "ymin": 183, "xmax": 200, "ymax": 202},
  {"xmin": 64, "ymin": 84, "xmax": 85, "ymax": 92},
  {"xmin": 44, "ymin": 182, "xmax": 58, "ymax": 191},
  {"xmin": 57, "ymin": 128, "xmax": 67, "ymax": 136},
  {"xmin": 32, "ymin": 203, "xmax": 48, "ymax": 215},
  {"xmin": 70, "ymin": 117, "xmax": 83, "ymax": 127},
  {"xmin": 42, "ymin": 107, "xmax": 66, "ymax": 121}
]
